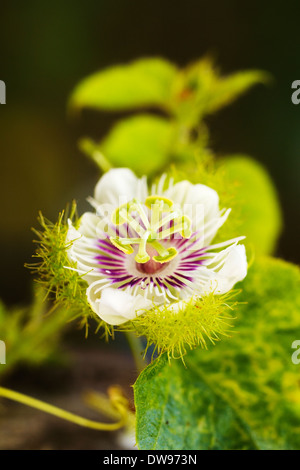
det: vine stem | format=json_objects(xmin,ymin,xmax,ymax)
[
  {"xmin": 79, "ymin": 138, "xmax": 112, "ymax": 173},
  {"xmin": 0, "ymin": 386, "xmax": 127, "ymax": 431},
  {"xmin": 125, "ymin": 332, "xmax": 147, "ymax": 374}
]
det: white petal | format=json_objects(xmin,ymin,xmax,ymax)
[
  {"xmin": 203, "ymin": 244, "xmax": 248, "ymax": 295},
  {"xmin": 202, "ymin": 208, "xmax": 231, "ymax": 246},
  {"xmin": 66, "ymin": 217, "xmax": 104, "ymax": 284},
  {"xmin": 87, "ymin": 285, "xmax": 153, "ymax": 325},
  {"xmin": 163, "ymin": 180, "xmax": 220, "ymax": 237},
  {"xmin": 78, "ymin": 212, "xmax": 100, "ymax": 238},
  {"xmin": 66, "ymin": 219, "xmax": 81, "ymax": 244},
  {"xmin": 94, "ymin": 168, "xmax": 146, "ymax": 207}
]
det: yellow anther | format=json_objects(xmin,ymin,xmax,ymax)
[
  {"xmin": 174, "ymin": 215, "xmax": 192, "ymax": 238},
  {"xmin": 110, "ymin": 237, "xmax": 134, "ymax": 255},
  {"xmin": 111, "ymin": 201, "xmax": 134, "ymax": 225},
  {"xmin": 153, "ymin": 247, "xmax": 178, "ymax": 264},
  {"xmin": 158, "ymin": 215, "xmax": 192, "ymax": 240},
  {"xmin": 145, "ymin": 195, "xmax": 174, "ymax": 211}
]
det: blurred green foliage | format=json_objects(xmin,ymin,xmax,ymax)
[
  {"xmin": 81, "ymin": 115, "xmax": 175, "ymax": 175},
  {"xmin": 70, "ymin": 57, "xmax": 267, "ymax": 178},
  {"xmin": 0, "ymin": 287, "xmax": 71, "ymax": 380},
  {"xmin": 0, "ymin": 204, "xmax": 103, "ymax": 382},
  {"xmin": 70, "ymin": 56, "xmax": 281, "ymax": 256},
  {"xmin": 70, "ymin": 56, "xmax": 268, "ymax": 120},
  {"xmin": 170, "ymin": 58, "xmax": 269, "ymax": 124},
  {"xmin": 172, "ymin": 154, "xmax": 282, "ymax": 256},
  {"xmin": 135, "ymin": 256, "xmax": 300, "ymax": 449},
  {"xmin": 220, "ymin": 155, "xmax": 283, "ymax": 255},
  {"xmin": 69, "ymin": 58, "xmax": 177, "ymax": 111}
]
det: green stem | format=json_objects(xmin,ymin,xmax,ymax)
[
  {"xmin": 79, "ymin": 138, "xmax": 112, "ymax": 173},
  {"xmin": 0, "ymin": 386, "xmax": 126, "ymax": 431},
  {"xmin": 125, "ymin": 332, "xmax": 147, "ymax": 374}
]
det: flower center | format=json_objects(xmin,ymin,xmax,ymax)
[
  {"xmin": 110, "ymin": 196, "xmax": 192, "ymax": 265},
  {"xmin": 135, "ymin": 244, "xmax": 168, "ymax": 274}
]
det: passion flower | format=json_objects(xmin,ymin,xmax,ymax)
[{"xmin": 67, "ymin": 168, "xmax": 247, "ymax": 326}]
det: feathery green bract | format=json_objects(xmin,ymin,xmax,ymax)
[
  {"xmin": 120, "ymin": 291, "xmax": 239, "ymax": 362},
  {"xmin": 28, "ymin": 203, "xmax": 112, "ymax": 339}
]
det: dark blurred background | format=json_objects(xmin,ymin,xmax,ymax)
[{"xmin": 0, "ymin": 0, "xmax": 299, "ymax": 306}]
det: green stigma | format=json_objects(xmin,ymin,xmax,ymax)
[{"xmin": 110, "ymin": 196, "xmax": 192, "ymax": 264}]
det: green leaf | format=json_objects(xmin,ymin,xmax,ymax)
[
  {"xmin": 82, "ymin": 115, "xmax": 175, "ymax": 176},
  {"xmin": 172, "ymin": 58, "xmax": 268, "ymax": 123},
  {"xmin": 135, "ymin": 257, "xmax": 300, "ymax": 450},
  {"xmin": 203, "ymin": 69, "xmax": 269, "ymax": 115},
  {"xmin": 193, "ymin": 256, "xmax": 300, "ymax": 449},
  {"xmin": 69, "ymin": 58, "xmax": 177, "ymax": 111},
  {"xmin": 134, "ymin": 355, "xmax": 257, "ymax": 450},
  {"xmin": 218, "ymin": 155, "xmax": 282, "ymax": 255}
]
